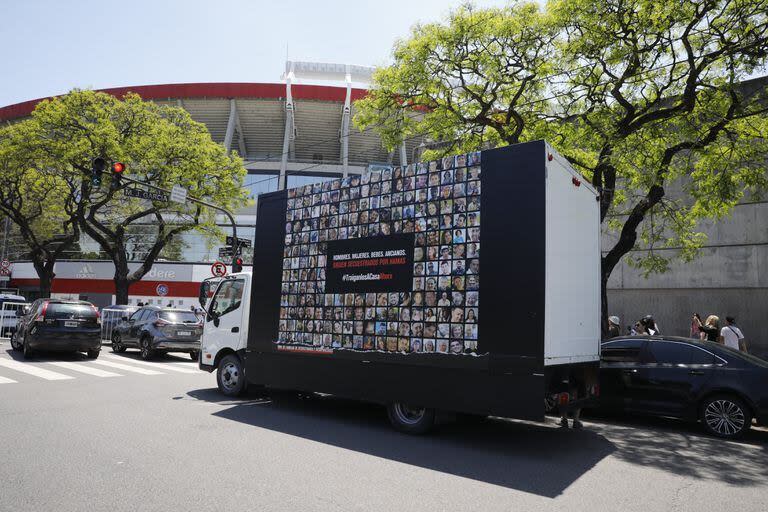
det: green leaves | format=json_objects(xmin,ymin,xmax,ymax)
[{"xmin": 357, "ymin": 0, "xmax": 768, "ymax": 280}]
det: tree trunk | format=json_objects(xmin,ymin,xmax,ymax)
[
  {"xmin": 600, "ymin": 261, "xmax": 609, "ymax": 340},
  {"xmin": 114, "ymin": 273, "xmax": 130, "ymax": 305},
  {"xmin": 31, "ymin": 255, "xmax": 55, "ymax": 298}
]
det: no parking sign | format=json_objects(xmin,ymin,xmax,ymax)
[{"xmin": 211, "ymin": 261, "xmax": 227, "ymax": 277}]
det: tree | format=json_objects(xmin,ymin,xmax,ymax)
[
  {"xmin": 0, "ymin": 122, "xmax": 80, "ymax": 297},
  {"xmin": 546, "ymin": 0, "xmax": 768, "ymax": 330},
  {"xmin": 28, "ymin": 90, "xmax": 249, "ymax": 303},
  {"xmin": 355, "ymin": 1, "xmax": 768, "ymax": 333}
]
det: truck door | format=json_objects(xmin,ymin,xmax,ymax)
[{"xmin": 202, "ymin": 277, "xmax": 247, "ymax": 365}]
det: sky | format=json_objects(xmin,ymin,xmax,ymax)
[{"xmin": 0, "ymin": 0, "xmax": 510, "ymax": 107}]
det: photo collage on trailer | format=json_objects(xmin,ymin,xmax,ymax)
[{"xmin": 278, "ymin": 151, "xmax": 481, "ymax": 355}]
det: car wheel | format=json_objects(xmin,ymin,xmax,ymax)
[
  {"xmin": 86, "ymin": 349, "xmax": 100, "ymax": 359},
  {"xmin": 139, "ymin": 336, "xmax": 154, "ymax": 361},
  {"xmin": 700, "ymin": 394, "xmax": 752, "ymax": 439},
  {"xmin": 189, "ymin": 351, "xmax": 199, "ymax": 361},
  {"xmin": 22, "ymin": 336, "xmax": 34, "ymax": 360},
  {"xmin": 386, "ymin": 402, "xmax": 436, "ymax": 434},
  {"xmin": 111, "ymin": 333, "xmax": 126, "ymax": 353},
  {"xmin": 10, "ymin": 331, "xmax": 22, "ymax": 351},
  {"xmin": 216, "ymin": 354, "xmax": 245, "ymax": 397}
]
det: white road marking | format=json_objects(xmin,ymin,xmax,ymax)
[
  {"xmin": 47, "ymin": 361, "xmax": 122, "ymax": 378},
  {"xmin": 103, "ymin": 354, "xmax": 198, "ymax": 374},
  {"xmin": 0, "ymin": 375, "xmax": 18, "ymax": 384},
  {"xmin": 0, "ymin": 359, "xmax": 74, "ymax": 381},
  {"xmin": 90, "ymin": 359, "xmax": 164, "ymax": 375}
]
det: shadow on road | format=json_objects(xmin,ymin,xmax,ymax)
[
  {"xmin": 1, "ymin": 346, "xmax": 194, "ymax": 364},
  {"xmin": 187, "ymin": 387, "xmax": 614, "ymax": 498},
  {"xmin": 584, "ymin": 412, "xmax": 768, "ymax": 487}
]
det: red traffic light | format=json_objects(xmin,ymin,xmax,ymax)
[{"xmin": 112, "ymin": 162, "xmax": 125, "ymax": 173}]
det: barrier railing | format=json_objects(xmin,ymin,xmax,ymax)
[
  {"xmin": 0, "ymin": 301, "xmax": 30, "ymax": 341},
  {"xmin": 100, "ymin": 308, "xmax": 128, "ymax": 344}
]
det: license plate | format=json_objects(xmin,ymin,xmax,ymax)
[
  {"xmin": 178, "ymin": 331, "xmax": 192, "ymax": 336},
  {"xmin": 64, "ymin": 321, "xmax": 79, "ymax": 328}
]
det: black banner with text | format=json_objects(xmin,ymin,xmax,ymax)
[{"xmin": 325, "ymin": 234, "xmax": 415, "ymax": 293}]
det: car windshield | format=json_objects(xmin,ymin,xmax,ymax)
[
  {"xmin": 46, "ymin": 303, "xmax": 96, "ymax": 320},
  {"xmin": 160, "ymin": 311, "xmax": 200, "ymax": 324}
]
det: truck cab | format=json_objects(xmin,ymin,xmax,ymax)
[{"xmin": 198, "ymin": 272, "xmax": 251, "ymax": 395}]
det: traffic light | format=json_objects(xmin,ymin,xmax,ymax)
[
  {"xmin": 91, "ymin": 157, "xmax": 107, "ymax": 187},
  {"xmin": 110, "ymin": 162, "xmax": 125, "ymax": 191},
  {"xmin": 232, "ymin": 256, "xmax": 243, "ymax": 273}
]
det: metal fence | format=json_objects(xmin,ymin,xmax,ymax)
[
  {"xmin": 100, "ymin": 308, "xmax": 128, "ymax": 344},
  {"xmin": 0, "ymin": 301, "xmax": 30, "ymax": 341}
]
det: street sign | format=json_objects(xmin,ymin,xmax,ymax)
[
  {"xmin": 124, "ymin": 187, "xmax": 169, "ymax": 202},
  {"xmin": 211, "ymin": 261, "xmax": 227, "ymax": 277},
  {"xmin": 226, "ymin": 236, "xmax": 252, "ymax": 248},
  {"xmin": 170, "ymin": 185, "xmax": 187, "ymax": 204},
  {"xmin": 218, "ymin": 247, "xmax": 233, "ymax": 259},
  {"xmin": 156, "ymin": 283, "xmax": 169, "ymax": 297},
  {"xmin": 0, "ymin": 260, "xmax": 10, "ymax": 277}
]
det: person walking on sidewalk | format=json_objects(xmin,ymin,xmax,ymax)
[{"xmin": 720, "ymin": 316, "xmax": 747, "ymax": 352}]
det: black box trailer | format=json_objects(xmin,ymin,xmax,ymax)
[{"xmin": 201, "ymin": 140, "xmax": 601, "ymax": 432}]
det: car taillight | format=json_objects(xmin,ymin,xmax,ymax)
[
  {"xmin": 90, "ymin": 305, "xmax": 101, "ymax": 324},
  {"xmin": 558, "ymin": 392, "xmax": 570, "ymax": 406},
  {"xmin": 34, "ymin": 301, "xmax": 49, "ymax": 322},
  {"xmin": 153, "ymin": 318, "xmax": 171, "ymax": 328}
]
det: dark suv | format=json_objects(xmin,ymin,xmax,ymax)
[
  {"xmin": 111, "ymin": 306, "xmax": 202, "ymax": 360},
  {"xmin": 12, "ymin": 299, "xmax": 101, "ymax": 359}
]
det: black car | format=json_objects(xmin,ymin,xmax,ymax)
[
  {"xmin": 111, "ymin": 306, "xmax": 202, "ymax": 361},
  {"xmin": 599, "ymin": 336, "xmax": 768, "ymax": 438},
  {"xmin": 11, "ymin": 299, "xmax": 101, "ymax": 359}
]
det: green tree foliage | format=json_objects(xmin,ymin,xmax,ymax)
[
  {"xmin": 20, "ymin": 90, "xmax": 249, "ymax": 303},
  {"xmin": 0, "ymin": 122, "xmax": 80, "ymax": 297},
  {"xmin": 355, "ymin": 0, "xmax": 768, "ymax": 330}
]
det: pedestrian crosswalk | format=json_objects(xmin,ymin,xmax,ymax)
[{"xmin": 0, "ymin": 348, "xmax": 204, "ymax": 385}]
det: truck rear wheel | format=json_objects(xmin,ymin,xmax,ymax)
[
  {"xmin": 217, "ymin": 354, "xmax": 245, "ymax": 397},
  {"xmin": 386, "ymin": 402, "xmax": 435, "ymax": 434}
]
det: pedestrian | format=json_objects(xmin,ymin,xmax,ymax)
[
  {"xmin": 720, "ymin": 316, "xmax": 747, "ymax": 352},
  {"xmin": 690, "ymin": 313, "xmax": 704, "ymax": 339},
  {"xmin": 607, "ymin": 316, "xmax": 621, "ymax": 338},
  {"xmin": 695, "ymin": 315, "xmax": 720, "ymax": 342},
  {"xmin": 632, "ymin": 321, "xmax": 647, "ymax": 335},
  {"xmin": 641, "ymin": 315, "xmax": 660, "ymax": 335}
]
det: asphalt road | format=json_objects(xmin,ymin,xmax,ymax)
[{"xmin": 0, "ymin": 343, "xmax": 766, "ymax": 512}]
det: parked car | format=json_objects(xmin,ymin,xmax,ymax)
[
  {"xmin": 11, "ymin": 299, "xmax": 101, "ymax": 359},
  {"xmin": 0, "ymin": 293, "xmax": 27, "ymax": 338},
  {"xmin": 111, "ymin": 306, "xmax": 202, "ymax": 361},
  {"xmin": 598, "ymin": 336, "xmax": 768, "ymax": 438}
]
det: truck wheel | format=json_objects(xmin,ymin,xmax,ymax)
[
  {"xmin": 217, "ymin": 354, "xmax": 245, "ymax": 397},
  {"xmin": 701, "ymin": 394, "xmax": 752, "ymax": 439},
  {"xmin": 386, "ymin": 402, "xmax": 435, "ymax": 434},
  {"xmin": 139, "ymin": 336, "xmax": 154, "ymax": 361},
  {"xmin": 189, "ymin": 351, "xmax": 199, "ymax": 361}
]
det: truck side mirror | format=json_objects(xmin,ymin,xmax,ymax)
[{"xmin": 199, "ymin": 281, "xmax": 210, "ymax": 308}]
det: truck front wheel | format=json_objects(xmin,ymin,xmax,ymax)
[
  {"xmin": 386, "ymin": 402, "xmax": 435, "ymax": 434},
  {"xmin": 217, "ymin": 354, "xmax": 245, "ymax": 397}
]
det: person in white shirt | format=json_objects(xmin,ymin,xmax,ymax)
[{"xmin": 720, "ymin": 316, "xmax": 746, "ymax": 352}]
